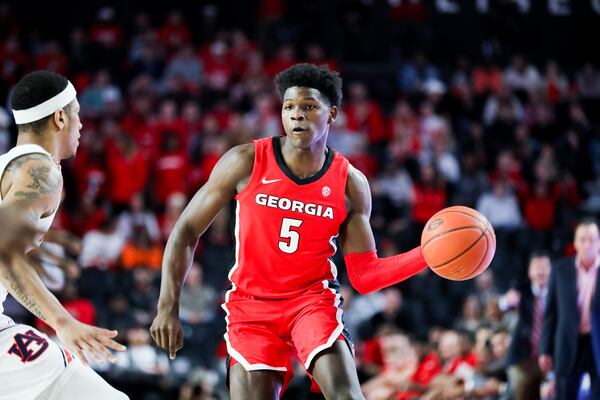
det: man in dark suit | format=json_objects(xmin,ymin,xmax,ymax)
[
  {"xmin": 505, "ymin": 251, "xmax": 551, "ymax": 400},
  {"xmin": 540, "ymin": 219, "xmax": 600, "ymax": 399}
]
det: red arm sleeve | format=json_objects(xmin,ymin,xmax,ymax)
[{"xmin": 343, "ymin": 247, "xmax": 429, "ymax": 295}]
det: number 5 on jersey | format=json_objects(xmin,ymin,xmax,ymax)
[{"xmin": 279, "ymin": 218, "xmax": 303, "ymax": 254}]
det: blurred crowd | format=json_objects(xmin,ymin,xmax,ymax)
[{"xmin": 1, "ymin": 1, "xmax": 600, "ymax": 399}]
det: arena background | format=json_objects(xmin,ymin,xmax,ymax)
[{"xmin": 1, "ymin": 0, "xmax": 600, "ymax": 398}]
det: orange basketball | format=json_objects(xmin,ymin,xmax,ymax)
[{"xmin": 421, "ymin": 206, "xmax": 496, "ymax": 281}]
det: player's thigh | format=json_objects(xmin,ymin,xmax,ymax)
[
  {"xmin": 45, "ymin": 360, "xmax": 129, "ymax": 400},
  {"xmin": 229, "ymin": 362, "xmax": 283, "ymax": 400},
  {"xmin": 309, "ymin": 341, "xmax": 364, "ymax": 400},
  {"xmin": 0, "ymin": 325, "xmax": 66, "ymax": 400}
]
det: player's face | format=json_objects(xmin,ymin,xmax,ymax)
[
  {"xmin": 281, "ymin": 86, "xmax": 337, "ymax": 148},
  {"xmin": 60, "ymin": 98, "xmax": 82, "ymax": 159},
  {"xmin": 574, "ymin": 223, "xmax": 600, "ymax": 264}
]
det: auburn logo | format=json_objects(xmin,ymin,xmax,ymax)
[{"xmin": 7, "ymin": 330, "xmax": 49, "ymax": 363}]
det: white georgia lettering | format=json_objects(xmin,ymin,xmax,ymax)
[
  {"xmin": 256, "ymin": 193, "xmax": 268, "ymax": 206},
  {"xmin": 292, "ymin": 201, "xmax": 303, "ymax": 213},
  {"xmin": 279, "ymin": 198, "xmax": 291, "ymax": 210},
  {"xmin": 267, "ymin": 196, "xmax": 278, "ymax": 208},
  {"xmin": 254, "ymin": 193, "xmax": 334, "ymax": 219}
]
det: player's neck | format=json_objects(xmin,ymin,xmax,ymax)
[
  {"xmin": 16, "ymin": 132, "xmax": 61, "ymax": 164},
  {"xmin": 280, "ymin": 135, "xmax": 328, "ymax": 179}
]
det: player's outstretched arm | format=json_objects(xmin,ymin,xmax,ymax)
[
  {"xmin": 151, "ymin": 143, "xmax": 254, "ymax": 359},
  {"xmin": 340, "ymin": 165, "xmax": 429, "ymax": 295},
  {"xmin": 0, "ymin": 155, "xmax": 126, "ymax": 365}
]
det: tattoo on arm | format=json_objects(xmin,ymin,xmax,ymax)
[
  {"xmin": 14, "ymin": 166, "xmax": 62, "ymax": 200},
  {"xmin": 5, "ymin": 154, "xmax": 48, "ymax": 174},
  {"xmin": 1, "ymin": 269, "xmax": 47, "ymax": 321}
]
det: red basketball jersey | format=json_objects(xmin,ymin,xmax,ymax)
[{"xmin": 229, "ymin": 136, "xmax": 349, "ymax": 299}]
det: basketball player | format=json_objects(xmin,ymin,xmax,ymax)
[
  {"xmin": 0, "ymin": 71, "xmax": 128, "ymax": 399},
  {"xmin": 151, "ymin": 64, "xmax": 429, "ymax": 399}
]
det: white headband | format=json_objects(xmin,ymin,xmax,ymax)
[{"xmin": 12, "ymin": 81, "xmax": 77, "ymax": 124}]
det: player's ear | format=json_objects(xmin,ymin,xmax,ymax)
[
  {"xmin": 52, "ymin": 109, "xmax": 65, "ymax": 130},
  {"xmin": 327, "ymin": 106, "xmax": 337, "ymax": 125}
]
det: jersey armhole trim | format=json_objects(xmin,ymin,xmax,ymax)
[
  {"xmin": 338, "ymin": 157, "xmax": 351, "ymax": 220},
  {"xmin": 234, "ymin": 141, "xmax": 260, "ymax": 200}
]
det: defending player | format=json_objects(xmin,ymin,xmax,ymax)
[
  {"xmin": 0, "ymin": 71, "xmax": 128, "ymax": 399},
  {"xmin": 151, "ymin": 64, "xmax": 429, "ymax": 399}
]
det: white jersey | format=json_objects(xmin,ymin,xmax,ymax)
[{"xmin": 0, "ymin": 144, "xmax": 59, "ymax": 330}]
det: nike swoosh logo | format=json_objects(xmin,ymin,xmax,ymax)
[{"xmin": 262, "ymin": 177, "xmax": 282, "ymax": 184}]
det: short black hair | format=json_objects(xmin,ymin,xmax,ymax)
[
  {"xmin": 529, "ymin": 250, "xmax": 551, "ymax": 264},
  {"xmin": 577, "ymin": 217, "xmax": 598, "ymax": 229},
  {"xmin": 274, "ymin": 63, "xmax": 343, "ymax": 107},
  {"xmin": 12, "ymin": 71, "xmax": 70, "ymax": 135}
]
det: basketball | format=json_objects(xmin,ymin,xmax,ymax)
[{"xmin": 421, "ymin": 206, "xmax": 496, "ymax": 281}]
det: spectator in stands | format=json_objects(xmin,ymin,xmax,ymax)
[
  {"xmin": 503, "ymin": 251, "xmax": 551, "ymax": 400},
  {"xmin": 129, "ymin": 267, "xmax": 159, "ymax": 326},
  {"xmin": 361, "ymin": 332, "xmax": 419, "ymax": 399},
  {"xmin": 157, "ymin": 10, "xmax": 191, "ymax": 54},
  {"xmin": 79, "ymin": 216, "xmax": 125, "ymax": 270},
  {"xmin": 120, "ymin": 225, "xmax": 163, "ymax": 271},
  {"xmin": 455, "ymin": 295, "xmax": 485, "ymax": 336},
  {"xmin": 153, "ymin": 132, "xmax": 190, "ymax": 205},
  {"xmin": 178, "ymin": 263, "xmax": 221, "ymax": 367},
  {"xmin": 543, "ymin": 61, "xmax": 569, "ymax": 105},
  {"xmin": 477, "ymin": 179, "xmax": 522, "ymax": 230},
  {"xmin": 483, "ymin": 87, "xmax": 524, "ymax": 126},
  {"xmin": 243, "ymin": 93, "xmax": 279, "ymax": 138},
  {"xmin": 398, "ymin": 51, "xmax": 440, "ymax": 93},
  {"xmin": 112, "ymin": 326, "xmax": 170, "ymax": 396},
  {"xmin": 411, "ymin": 163, "xmax": 447, "ymax": 241},
  {"xmin": 504, "ymin": 54, "xmax": 542, "ymax": 94},
  {"xmin": 80, "ymin": 69, "xmax": 122, "ymax": 118},
  {"xmin": 104, "ymin": 294, "xmax": 137, "ymax": 344},
  {"xmin": 472, "ymin": 60, "xmax": 503, "ymax": 96},
  {"xmin": 116, "ymin": 192, "xmax": 160, "ymax": 242},
  {"xmin": 359, "ymin": 287, "xmax": 427, "ymax": 340},
  {"xmin": 200, "ymin": 38, "xmax": 234, "ymax": 94},
  {"xmin": 423, "ymin": 330, "xmax": 475, "ymax": 398},
  {"xmin": 179, "ymin": 263, "xmax": 218, "ymax": 325},
  {"xmin": 106, "ymin": 133, "xmax": 149, "ymax": 209},
  {"xmin": 159, "ymin": 192, "xmax": 187, "ymax": 242},
  {"xmin": 576, "ymin": 63, "xmax": 600, "ymax": 98},
  {"xmin": 452, "ymin": 152, "xmax": 489, "ymax": 209},
  {"xmin": 162, "ymin": 44, "xmax": 203, "ymax": 94},
  {"xmin": 344, "ymin": 81, "xmax": 387, "ymax": 145}
]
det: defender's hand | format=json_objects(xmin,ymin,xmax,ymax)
[
  {"xmin": 55, "ymin": 317, "xmax": 126, "ymax": 365},
  {"xmin": 150, "ymin": 310, "xmax": 183, "ymax": 360}
]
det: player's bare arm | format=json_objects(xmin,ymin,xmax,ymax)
[
  {"xmin": 0, "ymin": 154, "xmax": 125, "ymax": 364},
  {"xmin": 340, "ymin": 165, "xmax": 377, "ymax": 255},
  {"xmin": 151, "ymin": 143, "xmax": 255, "ymax": 359},
  {"xmin": 340, "ymin": 165, "xmax": 428, "ymax": 295}
]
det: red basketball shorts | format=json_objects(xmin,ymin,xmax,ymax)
[{"xmin": 222, "ymin": 284, "xmax": 353, "ymax": 393}]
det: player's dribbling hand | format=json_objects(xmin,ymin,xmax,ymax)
[
  {"xmin": 55, "ymin": 317, "xmax": 127, "ymax": 366},
  {"xmin": 150, "ymin": 311, "xmax": 183, "ymax": 360}
]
